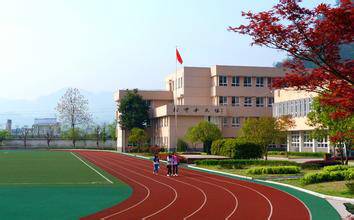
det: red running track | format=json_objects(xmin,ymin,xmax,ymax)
[{"xmin": 78, "ymin": 151, "xmax": 311, "ymax": 220}]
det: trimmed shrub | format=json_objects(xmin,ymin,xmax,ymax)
[
  {"xmin": 301, "ymin": 160, "xmax": 341, "ymax": 168},
  {"xmin": 344, "ymin": 203, "xmax": 354, "ymax": 214},
  {"xmin": 234, "ymin": 139, "xmax": 263, "ymax": 159},
  {"xmin": 196, "ymin": 159, "xmax": 298, "ymax": 167},
  {"xmin": 346, "ymin": 169, "xmax": 354, "ymax": 180},
  {"xmin": 287, "ymin": 152, "xmax": 325, "ymax": 158},
  {"xmin": 301, "ymin": 169, "xmax": 354, "ymax": 185},
  {"xmin": 211, "ymin": 138, "xmax": 262, "ymax": 159},
  {"xmin": 247, "ymin": 166, "xmax": 301, "ymax": 175},
  {"xmin": 299, "ymin": 163, "xmax": 322, "ymax": 170},
  {"xmin": 267, "ymin": 151, "xmax": 326, "ymax": 158},
  {"xmin": 176, "ymin": 139, "xmax": 189, "ymax": 152},
  {"xmin": 220, "ymin": 163, "xmax": 234, "ymax": 169},
  {"xmin": 323, "ymin": 165, "xmax": 353, "ymax": 172},
  {"xmin": 268, "ymin": 151, "xmax": 287, "ymax": 156}
]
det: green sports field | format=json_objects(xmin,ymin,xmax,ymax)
[{"xmin": 0, "ymin": 150, "xmax": 131, "ymax": 220}]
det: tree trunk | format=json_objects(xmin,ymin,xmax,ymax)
[
  {"xmin": 72, "ymin": 123, "xmax": 76, "ymax": 148},
  {"xmin": 203, "ymin": 141, "xmax": 212, "ymax": 155},
  {"xmin": 264, "ymin": 145, "xmax": 268, "ymax": 161},
  {"xmin": 340, "ymin": 143, "xmax": 344, "ymax": 165},
  {"xmin": 344, "ymin": 142, "xmax": 349, "ymax": 165}
]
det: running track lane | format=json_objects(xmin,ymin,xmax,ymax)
[{"xmin": 78, "ymin": 151, "xmax": 310, "ymax": 220}]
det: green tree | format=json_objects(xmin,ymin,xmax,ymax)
[
  {"xmin": 240, "ymin": 116, "xmax": 294, "ymax": 160},
  {"xmin": 176, "ymin": 138, "xmax": 189, "ymax": 152},
  {"xmin": 93, "ymin": 125, "xmax": 101, "ymax": 149},
  {"xmin": 101, "ymin": 125, "xmax": 107, "ymax": 144},
  {"xmin": 118, "ymin": 89, "xmax": 150, "ymax": 130},
  {"xmin": 307, "ymin": 96, "xmax": 353, "ymax": 165},
  {"xmin": 128, "ymin": 128, "xmax": 149, "ymax": 152},
  {"xmin": 0, "ymin": 130, "xmax": 10, "ymax": 146},
  {"xmin": 185, "ymin": 121, "xmax": 222, "ymax": 154},
  {"xmin": 108, "ymin": 121, "xmax": 117, "ymax": 140},
  {"xmin": 62, "ymin": 128, "xmax": 83, "ymax": 147}
]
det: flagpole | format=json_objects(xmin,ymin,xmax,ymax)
[{"xmin": 174, "ymin": 46, "xmax": 178, "ymax": 153}]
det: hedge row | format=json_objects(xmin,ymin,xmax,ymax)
[
  {"xmin": 267, "ymin": 151, "xmax": 325, "ymax": 158},
  {"xmin": 301, "ymin": 160, "xmax": 341, "ymax": 168},
  {"xmin": 301, "ymin": 169, "xmax": 354, "ymax": 185},
  {"xmin": 211, "ymin": 139, "xmax": 263, "ymax": 159},
  {"xmin": 196, "ymin": 159, "xmax": 298, "ymax": 167},
  {"xmin": 247, "ymin": 166, "xmax": 301, "ymax": 175},
  {"xmin": 323, "ymin": 165, "xmax": 354, "ymax": 172},
  {"xmin": 288, "ymin": 152, "xmax": 326, "ymax": 157}
]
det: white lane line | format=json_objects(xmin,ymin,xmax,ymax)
[
  {"xmin": 120, "ymin": 154, "xmax": 272, "ymax": 220},
  {"xmin": 82, "ymin": 153, "xmax": 151, "ymax": 220},
  {"xmin": 115, "ymin": 155, "xmax": 208, "ymax": 220},
  {"xmin": 96, "ymin": 156, "xmax": 178, "ymax": 220},
  {"xmin": 70, "ymin": 152, "xmax": 113, "ymax": 184},
  {"xmin": 200, "ymin": 175, "xmax": 273, "ymax": 220},
  {"xmin": 185, "ymin": 176, "xmax": 239, "ymax": 220}
]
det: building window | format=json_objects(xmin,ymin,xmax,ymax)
[
  {"xmin": 268, "ymin": 97, "xmax": 274, "ymax": 107},
  {"xmin": 219, "ymin": 75, "xmax": 227, "ymax": 86},
  {"xmin": 232, "ymin": 76, "xmax": 240, "ymax": 87},
  {"xmin": 232, "ymin": 117, "xmax": 240, "ymax": 127},
  {"xmin": 267, "ymin": 77, "xmax": 272, "ymax": 87},
  {"xmin": 303, "ymin": 132, "xmax": 313, "ymax": 148},
  {"xmin": 256, "ymin": 97, "xmax": 264, "ymax": 107},
  {"xmin": 256, "ymin": 77, "xmax": 264, "ymax": 87},
  {"xmin": 223, "ymin": 117, "xmax": 228, "ymax": 127},
  {"xmin": 244, "ymin": 97, "xmax": 252, "ymax": 107},
  {"xmin": 244, "ymin": 77, "xmax": 252, "ymax": 87},
  {"xmin": 291, "ymin": 132, "xmax": 300, "ymax": 148},
  {"xmin": 219, "ymin": 96, "xmax": 228, "ymax": 106},
  {"xmin": 232, "ymin": 96, "xmax": 240, "ymax": 106},
  {"xmin": 317, "ymin": 137, "xmax": 328, "ymax": 148}
]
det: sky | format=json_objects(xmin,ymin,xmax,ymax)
[{"xmin": 0, "ymin": 0, "xmax": 336, "ymax": 100}]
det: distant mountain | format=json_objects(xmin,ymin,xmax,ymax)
[{"xmin": 0, "ymin": 89, "xmax": 116, "ymax": 128}]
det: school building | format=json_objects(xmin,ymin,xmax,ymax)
[
  {"xmin": 273, "ymin": 89, "xmax": 333, "ymax": 153},
  {"xmin": 114, "ymin": 65, "xmax": 285, "ymax": 152}
]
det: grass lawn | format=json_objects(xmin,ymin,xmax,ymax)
[
  {"xmin": 197, "ymin": 164, "xmax": 354, "ymax": 198},
  {"xmin": 0, "ymin": 150, "xmax": 131, "ymax": 220},
  {"xmin": 278, "ymin": 179, "xmax": 353, "ymax": 198}
]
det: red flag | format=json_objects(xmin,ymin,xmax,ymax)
[{"xmin": 176, "ymin": 48, "xmax": 183, "ymax": 64}]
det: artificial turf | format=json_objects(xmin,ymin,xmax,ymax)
[
  {"xmin": 0, "ymin": 150, "xmax": 110, "ymax": 184},
  {"xmin": 0, "ymin": 150, "xmax": 131, "ymax": 220}
]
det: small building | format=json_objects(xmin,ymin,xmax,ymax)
[
  {"xmin": 273, "ymin": 89, "xmax": 332, "ymax": 153},
  {"xmin": 32, "ymin": 118, "xmax": 61, "ymax": 137},
  {"xmin": 5, "ymin": 119, "xmax": 12, "ymax": 133},
  {"xmin": 114, "ymin": 65, "xmax": 285, "ymax": 152}
]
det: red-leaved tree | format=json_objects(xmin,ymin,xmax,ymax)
[{"xmin": 228, "ymin": 0, "xmax": 353, "ymax": 121}]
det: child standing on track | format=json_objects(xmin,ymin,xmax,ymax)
[
  {"xmin": 172, "ymin": 152, "xmax": 179, "ymax": 176},
  {"xmin": 166, "ymin": 154, "xmax": 173, "ymax": 176},
  {"xmin": 153, "ymin": 154, "xmax": 160, "ymax": 175}
]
